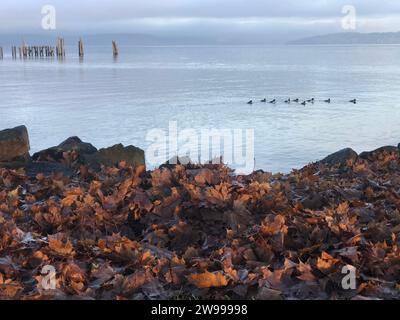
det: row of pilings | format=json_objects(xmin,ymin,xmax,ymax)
[{"xmin": 1, "ymin": 37, "xmax": 119, "ymax": 60}]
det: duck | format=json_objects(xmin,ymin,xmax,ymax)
[
  {"xmin": 324, "ymin": 99, "xmax": 331, "ymax": 103},
  {"xmin": 293, "ymin": 98, "xmax": 299, "ymax": 103},
  {"xmin": 284, "ymin": 98, "xmax": 291, "ymax": 103},
  {"xmin": 349, "ymin": 99, "xmax": 357, "ymax": 104},
  {"xmin": 247, "ymin": 100, "xmax": 253, "ymax": 105},
  {"xmin": 269, "ymin": 99, "xmax": 276, "ymax": 104},
  {"xmin": 307, "ymin": 98, "xmax": 315, "ymax": 103},
  {"xmin": 260, "ymin": 98, "xmax": 267, "ymax": 103},
  {"xmin": 301, "ymin": 101, "xmax": 307, "ymax": 106}
]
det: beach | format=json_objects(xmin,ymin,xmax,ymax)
[{"xmin": 1, "ymin": 125, "xmax": 400, "ymax": 300}]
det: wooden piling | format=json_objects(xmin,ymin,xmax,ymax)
[
  {"xmin": 112, "ymin": 41, "xmax": 119, "ymax": 57},
  {"xmin": 21, "ymin": 40, "xmax": 27, "ymax": 58},
  {"xmin": 5, "ymin": 37, "xmax": 104, "ymax": 60},
  {"xmin": 56, "ymin": 37, "xmax": 65, "ymax": 58},
  {"xmin": 9, "ymin": 43, "xmax": 57, "ymax": 59},
  {"xmin": 11, "ymin": 46, "xmax": 17, "ymax": 59},
  {"xmin": 62, "ymin": 38, "xmax": 65, "ymax": 57},
  {"xmin": 78, "ymin": 38, "xmax": 84, "ymax": 58},
  {"xmin": 0, "ymin": 47, "xmax": 3, "ymax": 60}
]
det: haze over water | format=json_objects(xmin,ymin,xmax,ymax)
[{"xmin": 1, "ymin": 44, "xmax": 400, "ymax": 172}]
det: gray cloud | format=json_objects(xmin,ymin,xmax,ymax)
[{"xmin": 0, "ymin": 1, "xmax": 399, "ymax": 42}]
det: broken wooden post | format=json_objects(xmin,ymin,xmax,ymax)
[
  {"xmin": 56, "ymin": 37, "xmax": 65, "ymax": 58},
  {"xmin": 56, "ymin": 38, "xmax": 60, "ymax": 57},
  {"xmin": 112, "ymin": 41, "xmax": 119, "ymax": 57},
  {"xmin": 62, "ymin": 38, "xmax": 65, "ymax": 57},
  {"xmin": 11, "ymin": 46, "xmax": 17, "ymax": 59},
  {"xmin": 78, "ymin": 38, "xmax": 84, "ymax": 58},
  {"xmin": 21, "ymin": 40, "xmax": 27, "ymax": 58}
]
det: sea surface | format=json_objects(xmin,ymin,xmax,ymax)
[{"xmin": 1, "ymin": 44, "xmax": 400, "ymax": 172}]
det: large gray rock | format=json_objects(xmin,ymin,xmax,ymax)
[
  {"xmin": 0, "ymin": 125, "xmax": 30, "ymax": 162},
  {"xmin": 84, "ymin": 144, "xmax": 145, "ymax": 169},
  {"xmin": 359, "ymin": 145, "xmax": 399, "ymax": 160},
  {"xmin": 32, "ymin": 136, "xmax": 97, "ymax": 162},
  {"xmin": 320, "ymin": 148, "xmax": 358, "ymax": 166}
]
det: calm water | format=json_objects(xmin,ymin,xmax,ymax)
[{"xmin": 1, "ymin": 45, "xmax": 400, "ymax": 172}]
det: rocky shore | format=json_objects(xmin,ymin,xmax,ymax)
[
  {"xmin": 0, "ymin": 125, "xmax": 145, "ymax": 177},
  {"xmin": 1, "ymin": 125, "xmax": 400, "ymax": 300}
]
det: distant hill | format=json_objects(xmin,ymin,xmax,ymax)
[
  {"xmin": 288, "ymin": 32, "xmax": 400, "ymax": 45},
  {"xmin": 0, "ymin": 33, "xmax": 213, "ymax": 47}
]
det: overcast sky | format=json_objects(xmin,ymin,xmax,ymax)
[{"xmin": 1, "ymin": 1, "xmax": 400, "ymax": 43}]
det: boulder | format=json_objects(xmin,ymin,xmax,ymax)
[
  {"xmin": 359, "ymin": 145, "xmax": 399, "ymax": 160},
  {"xmin": 32, "ymin": 136, "xmax": 97, "ymax": 162},
  {"xmin": 0, "ymin": 125, "xmax": 30, "ymax": 163},
  {"xmin": 84, "ymin": 144, "xmax": 145, "ymax": 169},
  {"xmin": 57, "ymin": 136, "xmax": 97, "ymax": 154},
  {"xmin": 320, "ymin": 148, "xmax": 358, "ymax": 166}
]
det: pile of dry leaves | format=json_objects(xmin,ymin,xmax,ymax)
[{"xmin": 1, "ymin": 147, "xmax": 400, "ymax": 300}]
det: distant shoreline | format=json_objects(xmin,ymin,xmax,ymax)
[
  {"xmin": 3, "ymin": 31, "xmax": 400, "ymax": 47},
  {"xmin": 288, "ymin": 31, "xmax": 400, "ymax": 45}
]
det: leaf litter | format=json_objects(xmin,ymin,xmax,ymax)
[{"xmin": 0, "ymin": 149, "xmax": 400, "ymax": 300}]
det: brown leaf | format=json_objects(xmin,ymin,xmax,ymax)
[
  {"xmin": 316, "ymin": 252, "xmax": 340, "ymax": 273},
  {"xmin": 297, "ymin": 261, "xmax": 316, "ymax": 282},
  {"xmin": 48, "ymin": 239, "xmax": 75, "ymax": 256},
  {"xmin": 188, "ymin": 271, "xmax": 228, "ymax": 288}
]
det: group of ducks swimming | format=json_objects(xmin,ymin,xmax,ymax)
[{"xmin": 247, "ymin": 98, "xmax": 357, "ymax": 105}]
